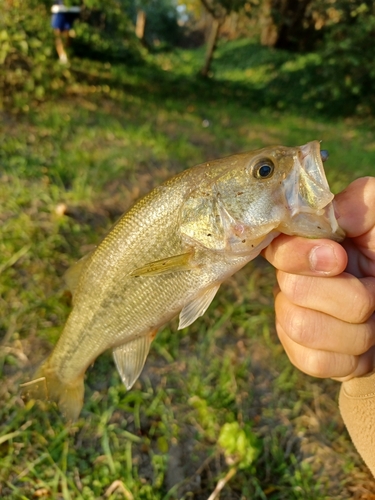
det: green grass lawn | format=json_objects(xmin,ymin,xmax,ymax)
[{"xmin": 1, "ymin": 41, "xmax": 375, "ymax": 499}]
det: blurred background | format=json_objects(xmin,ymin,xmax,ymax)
[{"xmin": 1, "ymin": 1, "xmax": 375, "ymax": 498}]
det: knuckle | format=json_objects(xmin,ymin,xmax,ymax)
[
  {"xmin": 284, "ymin": 306, "xmax": 314, "ymax": 347},
  {"xmin": 298, "ymin": 350, "xmax": 328, "ymax": 378},
  {"xmin": 352, "ymin": 321, "xmax": 375, "ymax": 355},
  {"xmin": 278, "ymin": 272, "xmax": 311, "ymax": 305},
  {"xmin": 301, "ymin": 351, "xmax": 358, "ymax": 379},
  {"xmin": 350, "ymin": 287, "xmax": 375, "ymax": 323}
]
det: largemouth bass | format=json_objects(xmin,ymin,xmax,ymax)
[{"xmin": 23, "ymin": 140, "xmax": 344, "ymax": 420}]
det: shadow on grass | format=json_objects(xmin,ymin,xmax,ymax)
[{"xmin": 71, "ymin": 40, "xmax": 364, "ymax": 120}]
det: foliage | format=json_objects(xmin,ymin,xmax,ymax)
[
  {"xmin": 129, "ymin": 0, "xmax": 183, "ymax": 47},
  {"xmin": 200, "ymin": 0, "xmax": 250, "ymax": 18},
  {"xmin": 73, "ymin": 0, "xmax": 143, "ymax": 62},
  {"xmin": 198, "ymin": 35, "xmax": 375, "ymax": 117},
  {"xmin": 218, "ymin": 422, "xmax": 259, "ymax": 469},
  {"xmin": 2, "ymin": 0, "xmax": 375, "ymax": 116},
  {"xmin": 257, "ymin": 0, "xmax": 325, "ymax": 51},
  {"xmin": 259, "ymin": 0, "xmax": 375, "ymax": 115},
  {"xmin": 316, "ymin": 1, "xmax": 375, "ymax": 115},
  {"xmin": 182, "ymin": 0, "xmax": 375, "ymax": 104},
  {"xmin": 0, "ymin": 0, "xmax": 73, "ymax": 112},
  {"xmin": 0, "ymin": 0, "xmax": 144, "ymax": 112}
]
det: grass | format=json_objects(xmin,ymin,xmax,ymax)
[{"xmin": 1, "ymin": 39, "xmax": 375, "ymax": 499}]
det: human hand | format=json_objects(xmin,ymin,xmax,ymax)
[{"xmin": 263, "ymin": 177, "xmax": 375, "ymax": 381}]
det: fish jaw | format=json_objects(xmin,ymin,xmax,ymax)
[{"xmin": 280, "ymin": 140, "xmax": 345, "ymax": 241}]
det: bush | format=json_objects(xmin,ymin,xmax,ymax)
[
  {"xmin": 136, "ymin": 0, "xmax": 182, "ymax": 48},
  {"xmin": 317, "ymin": 2, "xmax": 375, "ymax": 115},
  {"xmin": 0, "ymin": 0, "xmax": 73, "ymax": 112},
  {"xmin": 0, "ymin": 0, "xmax": 143, "ymax": 112},
  {"xmin": 72, "ymin": 0, "xmax": 143, "ymax": 63}
]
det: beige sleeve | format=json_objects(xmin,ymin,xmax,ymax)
[{"xmin": 339, "ymin": 371, "xmax": 375, "ymax": 477}]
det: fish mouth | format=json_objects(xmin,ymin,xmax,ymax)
[{"xmin": 282, "ymin": 141, "xmax": 345, "ymax": 241}]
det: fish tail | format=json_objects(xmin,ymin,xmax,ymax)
[{"xmin": 21, "ymin": 358, "xmax": 84, "ymax": 421}]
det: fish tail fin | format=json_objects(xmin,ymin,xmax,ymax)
[{"xmin": 21, "ymin": 358, "xmax": 85, "ymax": 421}]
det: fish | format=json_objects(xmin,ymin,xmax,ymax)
[{"xmin": 21, "ymin": 140, "xmax": 344, "ymax": 420}]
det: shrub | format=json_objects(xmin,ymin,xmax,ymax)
[
  {"xmin": 72, "ymin": 0, "xmax": 143, "ymax": 63},
  {"xmin": 0, "ymin": 0, "xmax": 73, "ymax": 112},
  {"xmin": 317, "ymin": 2, "xmax": 375, "ymax": 115}
]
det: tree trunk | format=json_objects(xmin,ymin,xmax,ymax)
[
  {"xmin": 260, "ymin": 0, "xmax": 278, "ymax": 47},
  {"xmin": 260, "ymin": 0, "xmax": 315, "ymax": 51},
  {"xmin": 200, "ymin": 17, "xmax": 223, "ymax": 78},
  {"xmin": 135, "ymin": 9, "xmax": 146, "ymax": 40},
  {"xmin": 273, "ymin": 0, "xmax": 312, "ymax": 50}
]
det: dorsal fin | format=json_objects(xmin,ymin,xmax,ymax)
[
  {"xmin": 64, "ymin": 251, "xmax": 94, "ymax": 299},
  {"xmin": 113, "ymin": 331, "xmax": 156, "ymax": 390},
  {"xmin": 178, "ymin": 284, "xmax": 220, "ymax": 330}
]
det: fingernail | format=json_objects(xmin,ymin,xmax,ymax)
[{"xmin": 309, "ymin": 245, "xmax": 337, "ymax": 274}]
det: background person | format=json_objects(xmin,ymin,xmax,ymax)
[{"xmin": 51, "ymin": 0, "xmax": 80, "ymax": 63}]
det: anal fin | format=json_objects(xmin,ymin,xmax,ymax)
[
  {"xmin": 130, "ymin": 252, "xmax": 194, "ymax": 277},
  {"xmin": 178, "ymin": 284, "xmax": 220, "ymax": 330},
  {"xmin": 113, "ymin": 331, "xmax": 156, "ymax": 390}
]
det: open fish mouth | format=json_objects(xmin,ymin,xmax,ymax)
[
  {"xmin": 283, "ymin": 140, "xmax": 345, "ymax": 241},
  {"xmin": 285, "ymin": 141, "xmax": 333, "ymax": 216}
]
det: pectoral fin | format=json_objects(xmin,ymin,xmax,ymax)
[
  {"xmin": 178, "ymin": 284, "xmax": 221, "ymax": 330},
  {"xmin": 180, "ymin": 186, "xmax": 226, "ymax": 251},
  {"xmin": 130, "ymin": 252, "xmax": 194, "ymax": 277},
  {"xmin": 113, "ymin": 331, "xmax": 156, "ymax": 390}
]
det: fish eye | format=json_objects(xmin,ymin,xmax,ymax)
[{"xmin": 253, "ymin": 160, "xmax": 275, "ymax": 179}]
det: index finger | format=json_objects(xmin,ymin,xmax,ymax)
[
  {"xmin": 335, "ymin": 177, "xmax": 375, "ymax": 239},
  {"xmin": 335, "ymin": 177, "xmax": 375, "ymax": 278},
  {"xmin": 263, "ymin": 235, "xmax": 348, "ymax": 276}
]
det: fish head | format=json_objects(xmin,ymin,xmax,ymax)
[{"xmin": 180, "ymin": 141, "xmax": 344, "ymax": 255}]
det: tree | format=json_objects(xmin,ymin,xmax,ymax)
[
  {"xmin": 135, "ymin": 9, "xmax": 147, "ymax": 40},
  {"xmin": 316, "ymin": 0, "xmax": 375, "ymax": 114},
  {"xmin": 198, "ymin": 0, "xmax": 249, "ymax": 77}
]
